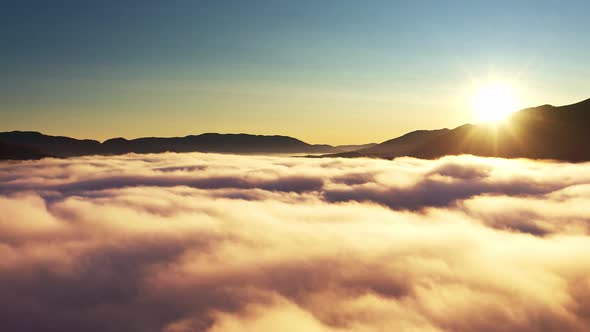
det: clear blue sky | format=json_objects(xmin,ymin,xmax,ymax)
[{"xmin": 1, "ymin": 0, "xmax": 589, "ymax": 143}]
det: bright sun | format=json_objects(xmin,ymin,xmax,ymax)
[{"xmin": 472, "ymin": 84, "xmax": 518, "ymax": 123}]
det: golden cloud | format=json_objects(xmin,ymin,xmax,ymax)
[{"xmin": 1, "ymin": 153, "xmax": 589, "ymax": 331}]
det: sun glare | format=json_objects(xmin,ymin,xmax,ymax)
[{"xmin": 472, "ymin": 83, "xmax": 518, "ymax": 123}]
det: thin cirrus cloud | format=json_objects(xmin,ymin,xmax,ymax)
[{"xmin": 1, "ymin": 153, "xmax": 590, "ymax": 332}]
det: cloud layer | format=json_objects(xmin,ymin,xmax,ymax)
[{"xmin": 1, "ymin": 153, "xmax": 590, "ymax": 332}]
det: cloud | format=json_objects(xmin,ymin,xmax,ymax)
[{"xmin": 1, "ymin": 153, "xmax": 590, "ymax": 331}]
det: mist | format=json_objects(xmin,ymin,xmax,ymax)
[{"xmin": 1, "ymin": 153, "xmax": 590, "ymax": 332}]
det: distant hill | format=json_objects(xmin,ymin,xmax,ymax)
[
  {"xmin": 334, "ymin": 143, "xmax": 377, "ymax": 153},
  {"xmin": 408, "ymin": 98, "xmax": 590, "ymax": 161},
  {"xmin": 0, "ymin": 142, "xmax": 50, "ymax": 160},
  {"xmin": 2, "ymin": 98, "xmax": 589, "ymax": 161},
  {"xmin": 0, "ymin": 132, "xmax": 350, "ymax": 159},
  {"xmin": 0, "ymin": 131, "xmax": 101, "ymax": 158},
  {"xmin": 321, "ymin": 129, "xmax": 450, "ymax": 158},
  {"xmin": 322, "ymin": 98, "xmax": 590, "ymax": 161},
  {"xmin": 99, "ymin": 133, "xmax": 340, "ymax": 155},
  {"xmin": 359, "ymin": 129, "xmax": 449, "ymax": 156}
]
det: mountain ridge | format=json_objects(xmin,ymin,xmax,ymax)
[
  {"xmin": 0, "ymin": 131, "xmax": 371, "ymax": 160},
  {"xmin": 333, "ymin": 98, "xmax": 590, "ymax": 161},
  {"xmin": 2, "ymin": 98, "xmax": 589, "ymax": 161}
]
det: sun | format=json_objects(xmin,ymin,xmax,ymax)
[{"xmin": 472, "ymin": 83, "xmax": 518, "ymax": 123}]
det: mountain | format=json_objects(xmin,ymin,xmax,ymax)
[
  {"xmin": 409, "ymin": 98, "xmax": 590, "ymax": 161},
  {"xmin": 100, "ymin": 133, "xmax": 337, "ymax": 155},
  {"xmin": 0, "ymin": 131, "xmax": 101, "ymax": 157},
  {"xmin": 334, "ymin": 143, "xmax": 378, "ymax": 153},
  {"xmin": 0, "ymin": 132, "xmax": 343, "ymax": 159},
  {"xmin": 323, "ymin": 98, "xmax": 590, "ymax": 161},
  {"xmin": 0, "ymin": 142, "xmax": 50, "ymax": 160},
  {"xmin": 360, "ymin": 129, "xmax": 449, "ymax": 156},
  {"xmin": 322, "ymin": 129, "xmax": 450, "ymax": 158},
  {"xmin": 2, "ymin": 98, "xmax": 589, "ymax": 161}
]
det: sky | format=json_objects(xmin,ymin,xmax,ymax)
[{"xmin": 1, "ymin": 0, "xmax": 589, "ymax": 144}]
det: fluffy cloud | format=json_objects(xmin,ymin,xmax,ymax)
[{"xmin": 1, "ymin": 153, "xmax": 590, "ymax": 332}]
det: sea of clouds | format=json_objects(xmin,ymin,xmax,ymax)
[{"xmin": 1, "ymin": 152, "xmax": 590, "ymax": 332}]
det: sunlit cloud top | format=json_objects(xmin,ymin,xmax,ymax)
[{"xmin": 1, "ymin": 153, "xmax": 590, "ymax": 331}]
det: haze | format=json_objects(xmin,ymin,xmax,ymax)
[
  {"xmin": 2, "ymin": 0, "xmax": 590, "ymax": 144},
  {"xmin": 2, "ymin": 2, "xmax": 590, "ymax": 332}
]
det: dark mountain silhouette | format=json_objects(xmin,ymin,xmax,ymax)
[
  {"xmin": 0, "ymin": 131, "xmax": 101, "ymax": 158},
  {"xmin": 409, "ymin": 98, "xmax": 590, "ymax": 161},
  {"xmin": 334, "ymin": 143, "xmax": 377, "ymax": 152},
  {"xmin": 99, "ymin": 133, "xmax": 338, "ymax": 155},
  {"xmin": 2, "ymin": 98, "xmax": 589, "ymax": 161},
  {"xmin": 322, "ymin": 98, "xmax": 590, "ymax": 161},
  {"xmin": 0, "ymin": 142, "xmax": 50, "ymax": 160},
  {"xmin": 322, "ymin": 129, "xmax": 450, "ymax": 158},
  {"xmin": 0, "ymin": 132, "xmax": 354, "ymax": 159}
]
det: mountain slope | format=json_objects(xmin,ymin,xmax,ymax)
[
  {"xmin": 0, "ymin": 132, "xmax": 341, "ymax": 158},
  {"xmin": 321, "ymin": 129, "xmax": 450, "ymax": 158},
  {"xmin": 0, "ymin": 131, "xmax": 101, "ymax": 157},
  {"xmin": 320, "ymin": 97, "xmax": 590, "ymax": 161},
  {"xmin": 101, "ymin": 133, "xmax": 337, "ymax": 155},
  {"xmin": 334, "ymin": 143, "xmax": 378, "ymax": 153},
  {"xmin": 0, "ymin": 142, "xmax": 50, "ymax": 160},
  {"xmin": 2, "ymin": 98, "xmax": 589, "ymax": 161},
  {"xmin": 410, "ymin": 98, "xmax": 590, "ymax": 161},
  {"xmin": 358, "ymin": 129, "xmax": 450, "ymax": 157}
]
